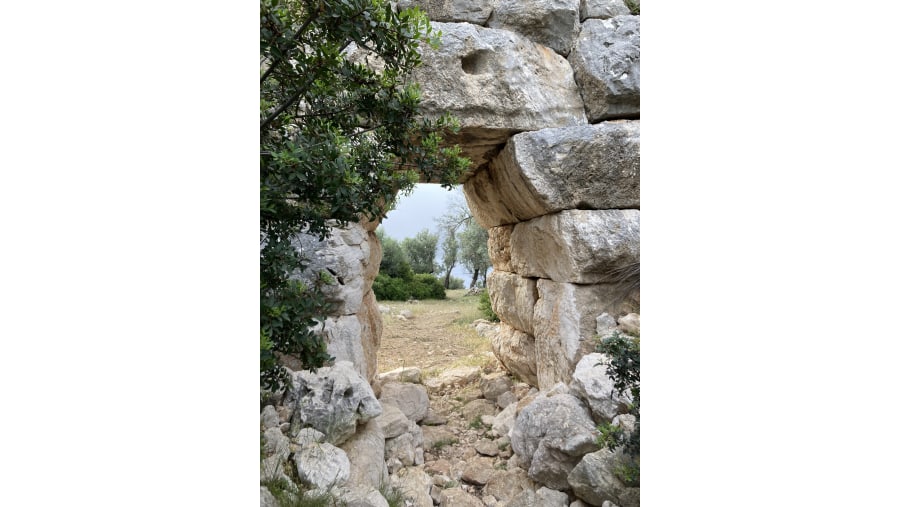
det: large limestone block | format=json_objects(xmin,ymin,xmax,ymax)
[
  {"xmin": 466, "ymin": 123, "xmax": 640, "ymax": 228},
  {"xmin": 487, "ymin": 270, "xmax": 538, "ymax": 335},
  {"xmin": 510, "ymin": 210, "xmax": 640, "ymax": 285},
  {"xmin": 320, "ymin": 315, "xmax": 369, "ymax": 382},
  {"xmin": 290, "ymin": 361, "xmax": 382, "ymax": 445},
  {"xmin": 580, "ymin": 0, "xmax": 631, "ymax": 20},
  {"xmin": 340, "ymin": 419, "xmax": 388, "ymax": 491},
  {"xmin": 510, "ymin": 391, "xmax": 599, "ymax": 490},
  {"xmin": 491, "ymin": 323, "xmax": 539, "ymax": 386},
  {"xmin": 410, "ymin": 22, "xmax": 587, "ymax": 171},
  {"xmin": 397, "ymin": 0, "xmax": 494, "ymax": 25},
  {"xmin": 533, "ymin": 279, "xmax": 638, "ymax": 389},
  {"xmin": 488, "ymin": 0, "xmax": 581, "ymax": 56},
  {"xmin": 568, "ymin": 449, "xmax": 639, "ymax": 507},
  {"xmin": 379, "ymin": 382, "xmax": 430, "ymax": 423},
  {"xmin": 488, "ymin": 224, "xmax": 514, "ymax": 271},
  {"xmin": 569, "ymin": 16, "xmax": 640, "ymax": 121},
  {"xmin": 569, "ymin": 353, "xmax": 632, "ymax": 423},
  {"xmin": 291, "ymin": 223, "xmax": 381, "ymax": 315},
  {"xmin": 293, "ymin": 442, "xmax": 351, "ymax": 490}
]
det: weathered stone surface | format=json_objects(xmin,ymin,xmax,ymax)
[
  {"xmin": 463, "ymin": 398, "xmax": 498, "ymax": 421},
  {"xmin": 341, "ymin": 419, "xmax": 388, "ymax": 491},
  {"xmin": 410, "ymin": 22, "xmax": 586, "ymax": 171},
  {"xmin": 510, "ymin": 210, "xmax": 640, "ymax": 285},
  {"xmin": 569, "ymin": 353, "xmax": 632, "ymax": 423},
  {"xmin": 374, "ymin": 403, "xmax": 410, "ymax": 439},
  {"xmin": 377, "ymin": 366, "xmax": 422, "ymax": 384},
  {"xmin": 488, "ymin": 225, "xmax": 514, "ymax": 271},
  {"xmin": 617, "ymin": 313, "xmax": 640, "ymax": 336},
  {"xmin": 290, "ymin": 361, "xmax": 382, "ymax": 445},
  {"xmin": 596, "ymin": 313, "xmax": 618, "ymax": 335},
  {"xmin": 569, "ymin": 16, "xmax": 640, "ymax": 121},
  {"xmin": 510, "ymin": 392, "xmax": 599, "ymax": 490},
  {"xmin": 488, "ymin": 0, "xmax": 581, "ymax": 56},
  {"xmin": 260, "ymin": 486, "xmax": 278, "ymax": 507},
  {"xmin": 476, "ymin": 439, "xmax": 500, "ymax": 457},
  {"xmin": 481, "ymin": 372, "xmax": 514, "ymax": 401},
  {"xmin": 379, "ymin": 382, "xmax": 429, "ymax": 423},
  {"xmin": 385, "ymin": 430, "xmax": 417, "ymax": 466},
  {"xmin": 391, "ymin": 466, "xmax": 434, "ymax": 507},
  {"xmin": 320, "ymin": 315, "xmax": 370, "ymax": 382},
  {"xmin": 424, "ymin": 365, "xmax": 482, "ymax": 391},
  {"xmin": 439, "ymin": 487, "xmax": 485, "ymax": 507},
  {"xmin": 261, "ymin": 405, "xmax": 279, "ymax": 429},
  {"xmin": 462, "ymin": 456, "xmax": 496, "ymax": 485},
  {"xmin": 533, "ymin": 279, "xmax": 639, "ymax": 390},
  {"xmin": 492, "ymin": 402, "xmax": 518, "ymax": 437},
  {"xmin": 497, "ymin": 390, "xmax": 519, "ymax": 409},
  {"xmin": 291, "ymin": 223, "xmax": 380, "ymax": 315},
  {"xmin": 293, "ymin": 442, "xmax": 351, "ymax": 490},
  {"xmin": 397, "ymin": 0, "xmax": 494, "ymax": 24},
  {"xmin": 423, "ymin": 426, "xmax": 458, "ymax": 451},
  {"xmin": 468, "ymin": 123, "xmax": 640, "ymax": 229},
  {"xmin": 357, "ymin": 289, "xmax": 383, "ymax": 382},
  {"xmin": 568, "ymin": 449, "xmax": 638, "ymax": 507},
  {"xmin": 508, "ymin": 487, "xmax": 570, "ymax": 507},
  {"xmin": 260, "ymin": 427, "xmax": 293, "ymax": 483},
  {"xmin": 487, "ymin": 270, "xmax": 538, "ymax": 335},
  {"xmin": 580, "ymin": 0, "xmax": 631, "ymax": 20},
  {"xmin": 491, "ymin": 323, "xmax": 539, "ymax": 387},
  {"xmin": 332, "ymin": 486, "xmax": 390, "ymax": 507},
  {"xmin": 484, "ymin": 466, "xmax": 537, "ymax": 502}
]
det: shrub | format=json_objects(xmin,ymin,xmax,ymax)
[
  {"xmin": 373, "ymin": 273, "xmax": 446, "ymax": 301},
  {"xmin": 478, "ymin": 290, "xmax": 499, "ymax": 322},
  {"xmin": 447, "ymin": 276, "xmax": 465, "ymax": 290},
  {"xmin": 595, "ymin": 331, "xmax": 640, "ymax": 458},
  {"xmin": 409, "ymin": 273, "xmax": 446, "ymax": 299}
]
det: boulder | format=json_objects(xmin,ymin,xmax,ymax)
[
  {"xmin": 569, "ymin": 16, "xmax": 640, "ymax": 121},
  {"xmin": 491, "ymin": 323, "xmax": 539, "ymax": 387},
  {"xmin": 484, "ymin": 466, "xmax": 537, "ymax": 502},
  {"xmin": 580, "ymin": 0, "xmax": 631, "ymax": 20},
  {"xmin": 390, "ymin": 466, "xmax": 434, "ymax": 507},
  {"xmin": 260, "ymin": 427, "xmax": 292, "ymax": 483},
  {"xmin": 379, "ymin": 382, "xmax": 429, "ymax": 423},
  {"xmin": 481, "ymin": 372, "xmax": 514, "ymax": 401},
  {"xmin": 508, "ymin": 487, "xmax": 571, "ymax": 507},
  {"xmin": 374, "ymin": 403, "xmax": 410, "ymax": 439},
  {"xmin": 567, "ymin": 449, "xmax": 639, "ymax": 507},
  {"xmin": 439, "ymin": 488, "xmax": 485, "ymax": 507},
  {"xmin": 492, "ymin": 402, "xmax": 518, "ymax": 437},
  {"xmin": 569, "ymin": 353, "xmax": 632, "ymax": 422},
  {"xmin": 510, "ymin": 210, "xmax": 640, "ymax": 285},
  {"xmin": 510, "ymin": 392, "xmax": 599, "ymax": 489},
  {"xmin": 461, "ymin": 456, "xmax": 496, "ymax": 486},
  {"xmin": 488, "ymin": 0, "xmax": 581, "ymax": 56},
  {"xmin": 487, "ymin": 270, "xmax": 538, "ymax": 334},
  {"xmin": 340, "ymin": 419, "xmax": 388, "ymax": 491},
  {"xmin": 496, "ymin": 390, "xmax": 519, "ymax": 409},
  {"xmin": 260, "ymin": 405, "xmax": 279, "ymax": 430},
  {"xmin": 332, "ymin": 486, "xmax": 390, "ymax": 507},
  {"xmin": 410, "ymin": 22, "xmax": 586, "ymax": 172},
  {"xmin": 617, "ymin": 313, "xmax": 640, "ymax": 336},
  {"xmin": 260, "ymin": 486, "xmax": 278, "ymax": 507},
  {"xmin": 293, "ymin": 442, "xmax": 351, "ymax": 490},
  {"xmin": 396, "ymin": 0, "xmax": 494, "ymax": 25},
  {"xmin": 290, "ymin": 361, "xmax": 382, "ymax": 445},
  {"xmin": 377, "ymin": 366, "xmax": 422, "ymax": 384},
  {"xmin": 468, "ymin": 123, "xmax": 640, "ymax": 229},
  {"xmin": 424, "ymin": 366, "xmax": 482, "ymax": 392}
]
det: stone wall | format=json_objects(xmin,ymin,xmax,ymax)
[{"xmin": 407, "ymin": 1, "xmax": 641, "ymax": 390}]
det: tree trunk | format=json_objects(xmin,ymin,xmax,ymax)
[
  {"xmin": 469, "ymin": 268, "xmax": 480, "ymax": 289},
  {"xmin": 443, "ymin": 267, "xmax": 453, "ymax": 289}
]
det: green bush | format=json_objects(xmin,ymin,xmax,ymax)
[
  {"xmin": 447, "ymin": 276, "xmax": 465, "ymax": 290},
  {"xmin": 478, "ymin": 290, "xmax": 499, "ymax": 321},
  {"xmin": 595, "ymin": 331, "xmax": 640, "ymax": 458},
  {"xmin": 409, "ymin": 273, "xmax": 446, "ymax": 299},
  {"xmin": 373, "ymin": 273, "xmax": 446, "ymax": 301}
]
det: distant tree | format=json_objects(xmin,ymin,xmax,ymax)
[
  {"xmin": 459, "ymin": 221, "xmax": 490, "ymax": 289},
  {"xmin": 377, "ymin": 228, "xmax": 413, "ymax": 280},
  {"xmin": 402, "ymin": 229, "xmax": 439, "ymax": 274},
  {"xmin": 438, "ymin": 225, "xmax": 459, "ymax": 288}
]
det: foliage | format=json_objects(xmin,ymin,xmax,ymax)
[
  {"xmin": 402, "ymin": 228, "xmax": 439, "ymax": 274},
  {"xmin": 373, "ymin": 272, "xmax": 445, "ymax": 300},
  {"xmin": 260, "ymin": 0, "xmax": 470, "ymax": 392},
  {"xmin": 446, "ymin": 276, "xmax": 464, "ymax": 290},
  {"xmin": 624, "ymin": 0, "xmax": 640, "ymax": 15},
  {"xmin": 439, "ymin": 227, "xmax": 459, "ymax": 288},
  {"xmin": 468, "ymin": 415, "xmax": 484, "ymax": 429},
  {"xmin": 595, "ymin": 331, "xmax": 640, "ymax": 458},
  {"xmin": 459, "ymin": 220, "xmax": 490, "ymax": 288},
  {"xmin": 377, "ymin": 229, "xmax": 414, "ymax": 280},
  {"xmin": 614, "ymin": 461, "xmax": 640, "ymax": 488},
  {"xmin": 478, "ymin": 290, "xmax": 499, "ymax": 322}
]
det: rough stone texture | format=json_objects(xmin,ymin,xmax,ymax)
[
  {"xmin": 261, "ymin": 405, "xmax": 279, "ymax": 429},
  {"xmin": 397, "ymin": 0, "xmax": 494, "ymax": 25},
  {"xmin": 340, "ymin": 419, "xmax": 388, "ymax": 491},
  {"xmin": 261, "ymin": 427, "xmax": 293, "ymax": 483},
  {"xmin": 424, "ymin": 365, "xmax": 482, "ymax": 391},
  {"xmin": 476, "ymin": 439, "xmax": 500, "ymax": 456},
  {"xmin": 484, "ymin": 466, "xmax": 537, "ymax": 502},
  {"xmin": 510, "ymin": 392, "xmax": 599, "ymax": 490},
  {"xmin": 488, "ymin": 0, "xmax": 581, "ymax": 56},
  {"xmin": 260, "ymin": 486, "xmax": 278, "ymax": 507},
  {"xmin": 487, "ymin": 270, "xmax": 538, "ymax": 335},
  {"xmin": 463, "ymin": 398, "xmax": 498, "ymax": 421},
  {"xmin": 461, "ymin": 456, "xmax": 496, "ymax": 485},
  {"xmin": 617, "ymin": 313, "xmax": 640, "ymax": 336},
  {"xmin": 533, "ymin": 279, "xmax": 639, "ymax": 390},
  {"xmin": 508, "ymin": 487, "xmax": 571, "ymax": 507},
  {"xmin": 333, "ymin": 486, "xmax": 390, "ymax": 507},
  {"xmin": 423, "ymin": 426, "xmax": 458, "ymax": 451},
  {"xmin": 409, "ymin": 22, "xmax": 587, "ymax": 172},
  {"xmin": 596, "ymin": 313, "xmax": 618, "ymax": 335},
  {"xmin": 377, "ymin": 366, "xmax": 422, "ymax": 384},
  {"xmin": 356, "ymin": 289, "xmax": 383, "ymax": 382},
  {"xmin": 379, "ymin": 382, "xmax": 429, "ymax": 422},
  {"xmin": 481, "ymin": 372, "xmax": 514, "ymax": 401},
  {"xmin": 510, "ymin": 210, "xmax": 640, "ymax": 285},
  {"xmin": 493, "ymin": 402, "xmax": 518, "ymax": 437},
  {"xmin": 580, "ymin": 0, "xmax": 630, "ymax": 20},
  {"xmin": 569, "ymin": 16, "xmax": 640, "ymax": 121},
  {"xmin": 568, "ymin": 449, "xmax": 638, "ymax": 507},
  {"xmin": 497, "ymin": 390, "xmax": 519, "ymax": 409},
  {"xmin": 374, "ymin": 403, "xmax": 410, "ymax": 439},
  {"xmin": 467, "ymin": 123, "xmax": 640, "ymax": 229},
  {"xmin": 290, "ymin": 361, "xmax": 382, "ymax": 445},
  {"xmin": 488, "ymin": 224, "xmax": 514, "ymax": 271},
  {"xmin": 320, "ymin": 315, "xmax": 369, "ymax": 382},
  {"xmin": 385, "ymin": 430, "xmax": 417, "ymax": 466},
  {"xmin": 293, "ymin": 442, "xmax": 351, "ymax": 490},
  {"xmin": 491, "ymin": 323, "xmax": 539, "ymax": 387},
  {"xmin": 440, "ymin": 487, "xmax": 485, "ymax": 507},
  {"xmin": 390, "ymin": 466, "xmax": 434, "ymax": 507},
  {"xmin": 291, "ymin": 223, "xmax": 380, "ymax": 316},
  {"xmin": 569, "ymin": 353, "xmax": 632, "ymax": 423}
]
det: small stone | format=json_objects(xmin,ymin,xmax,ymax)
[{"xmin": 475, "ymin": 439, "xmax": 500, "ymax": 457}]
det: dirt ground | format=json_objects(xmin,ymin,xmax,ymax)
[{"xmin": 375, "ymin": 289, "xmax": 499, "ymax": 376}]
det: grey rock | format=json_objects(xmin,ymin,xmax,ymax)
[
  {"xmin": 569, "ymin": 16, "xmax": 640, "ymax": 121},
  {"xmin": 379, "ymin": 382, "xmax": 429, "ymax": 423},
  {"xmin": 617, "ymin": 313, "xmax": 640, "ymax": 336},
  {"xmin": 439, "ymin": 487, "xmax": 485, "ymax": 507},
  {"xmin": 488, "ymin": 0, "xmax": 581, "ymax": 56},
  {"xmin": 261, "ymin": 405, "xmax": 280, "ymax": 429},
  {"xmin": 332, "ymin": 486, "xmax": 390, "ymax": 507},
  {"xmin": 509, "ymin": 487, "xmax": 571, "ymax": 507},
  {"xmin": 391, "ymin": 466, "xmax": 434, "ymax": 507},
  {"xmin": 476, "ymin": 439, "xmax": 500, "ymax": 457},
  {"xmin": 260, "ymin": 427, "xmax": 293, "ymax": 483},
  {"xmin": 293, "ymin": 442, "xmax": 351, "ymax": 490},
  {"xmin": 424, "ymin": 366, "xmax": 482, "ymax": 392},
  {"xmin": 510, "ymin": 210, "xmax": 640, "ymax": 285},
  {"xmin": 397, "ymin": 0, "xmax": 494, "ymax": 25},
  {"xmin": 410, "ymin": 22, "xmax": 586, "ymax": 172},
  {"xmin": 461, "ymin": 456, "xmax": 496, "ymax": 486},
  {"xmin": 497, "ymin": 390, "xmax": 519, "ymax": 409},
  {"xmin": 596, "ymin": 313, "xmax": 618, "ymax": 335},
  {"xmin": 423, "ymin": 425, "xmax": 458, "ymax": 451},
  {"xmin": 463, "ymin": 398, "xmax": 498, "ymax": 421},
  {"xmin": 487, "ymin": 270, "xmax": 538, "ymax": 335},
  {"xmin": 293, "ymin": 427, "xmax": 325, "ymax": 447},
  {"xmin": 567, "ymin": 449, "xmax": 638, "ymax": 507},
  {"xmin": 430, "ymin": 484, "xmax": 443, "ymax": 504},
  {"xmin": 492, "ymin": 402, "xmax": 518, "ymax": 438},
  {"xmin": 484, "ymin": 466, "xmax": 537, "ymax": 502},
  {"xmin": 290, "ymin": 361, "xmax": 382, "ymax": 445},
  {"xmin": 260, "ymin": 486, "xmax": 278, "ymax": 507},
  {"xmin": 377, "ymin": 366, "xmax": 422, "ymax": 384},
  {"xmin": 375, "ymin": 403, "xmax": 410, "ymax": 439},
  {"xmin": 580, "ymin": 0, "xmax": 631, "ymax": 20},
  {"xmin": 422, "ymin": 408, "xmax": 449, "ymax": 426},
  {"xmin": 341, "ymin": 419, "xmax": 388, "ymax": 491},
  {"xmin": 569, "ymin": 353, "xmax": 632, "ymax": 423},
  {"xmin": 491, "ymin": 323, "xmax": 539, "ymax": 387},
  {"xmin": 510, "ymin": 392, "xmax": 599, "ymax": 489}
]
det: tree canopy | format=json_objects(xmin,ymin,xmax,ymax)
[
  {"xmin": 260, "ymin": 0, "xmax": 469, "ymax": 391},
  {"xmin": 402, "ymin": 229, "xmax": 439, "ymax": 274}
]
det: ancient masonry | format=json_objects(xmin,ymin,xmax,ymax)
[{"xmin": 271, "ymin": 1, "xmax": 640, "ymax": 506}]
